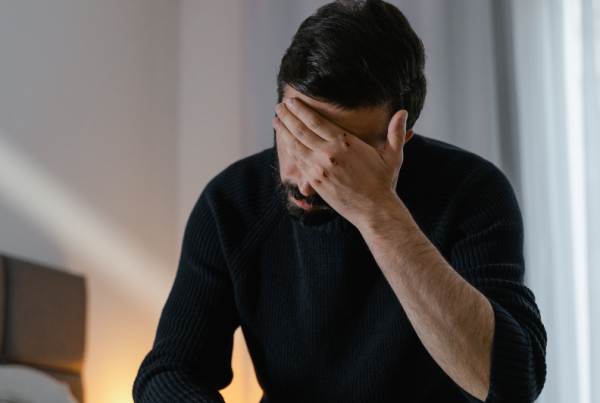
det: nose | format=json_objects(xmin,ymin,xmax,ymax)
[{"xmin": 297, "ymin": 176, "xmax": 317, "ymax": 197}]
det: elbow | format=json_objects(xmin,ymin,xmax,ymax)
[
  {"xmin": 471, "ymin": 365, "xmax": 490, "ymax": 402},
  {"xmin": 473, "ymin": 330, "xmax": 493, "ymax": 401},
  {"xmin": 132, "ymin": 370, "xmax": 151, "ymax": 403}
]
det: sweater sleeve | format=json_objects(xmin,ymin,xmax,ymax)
[
  {"xmin": 444, "ymin": 163, "xmax": 547, "ymax": 403},
  {"xmin": 133, "ymin": 191, "xmax": 240, "ymax": 403}
]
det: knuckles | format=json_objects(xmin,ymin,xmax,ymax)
[
  {"xmin": 307, "ymin": 117, "xmax": 323, "ymax": 131},
  {"xmin": 294, "ymin": 124, "xmax": 307, "ymax": 138},
  {"xmin": 289, "ymin": 140, "xmax": 308, "ymax": 158}
]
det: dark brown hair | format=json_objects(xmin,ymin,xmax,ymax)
[{"xmin": 277, "ymin": 0, "xmax": 427, "ymax": 130}]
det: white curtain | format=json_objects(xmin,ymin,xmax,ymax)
[{"xmin": 510, "ymin": 0, "xmax": 600, "ymax": 402}]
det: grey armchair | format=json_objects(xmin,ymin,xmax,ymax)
[{"xmin": 0, "ymin": 254, "xmax": 86, "ymax": 403}]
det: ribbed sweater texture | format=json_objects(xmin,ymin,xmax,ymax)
[{"xmin": 133, "ymin": 134, "xmax": 547, "ymax": 403}]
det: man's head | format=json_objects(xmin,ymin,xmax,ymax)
[{"xmin": 274, "ymin": 0, "xmax": 426, "ymax": 226}]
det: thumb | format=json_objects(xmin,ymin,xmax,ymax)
[{"xmin": 383, "ymin": 110, "xmax": 408, "ymax": 160}]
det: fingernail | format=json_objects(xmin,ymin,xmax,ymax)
[
  {"xmin": 286, "ymin": 98, "xmax": 294, "ymax": 108},
  {"xmin": 275, "ymin": 104, "xmax": 282, "ymax": 114},
  {"xmin": 273, "ymin": 117, "xmax": 280, "ymax": 128}
]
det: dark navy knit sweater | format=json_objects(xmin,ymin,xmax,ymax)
[{"xmin": 133, "ymin": 134, "xmax": 547, "ymax": 403}]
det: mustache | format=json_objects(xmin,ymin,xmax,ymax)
[{"xmin": 277, "ymin": 179, "xmax": 331, "ymax": 209}]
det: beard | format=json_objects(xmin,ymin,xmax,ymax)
[{"xmin": 272, "ymin": 145, "xmax": 339, "ymax": 227}]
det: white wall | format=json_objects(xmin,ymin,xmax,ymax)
[
  {"xmin": 177, "ymin": 0, "xmax": 244, "ymax": 235},
  {"xmin": 0, "ymin": 1, "xmax": 179, "ymax": 402}
]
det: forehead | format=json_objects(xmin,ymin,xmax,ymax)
[{"xmin": 282, "ymin": 85, "xmax": 390, "ymax": 146}]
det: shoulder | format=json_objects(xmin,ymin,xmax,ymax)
[
  {"xmin": 202, "ymin": 147, "xmax": 279, "ymax": 218},
  {"xmin": 187, "ymin": 147, "xmax": 283, "ymax": 260},
  {"xmin": 399, "ymin": 134, "xmax": 519, "ymax": 239},
  {"xmin": 401, "ymin": 134, "xmax": 508, "ymax": 187}
]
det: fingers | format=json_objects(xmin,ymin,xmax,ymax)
[
  {"xmin": 273, "ymin": 115, "xmax": 312, "ymax": 170},
  {"xmin": 273, "ymin": 116, "xmax": 333, "ymax": 187},
  {"xmin": 276, "ymin": 99, "xmax": 338, "ymax": 144},
  {"xmin": 273, "ymin": 98, "xmax": 354, "ymax": 188}
]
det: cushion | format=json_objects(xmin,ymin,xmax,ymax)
[{"xmin": 0, "ymin": 364, "xmax": 78, "ymax": 403}]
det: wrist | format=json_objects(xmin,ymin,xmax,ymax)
[{"xmin": 355, "ymin": 193, "xmax": 413, "ymax": 235}]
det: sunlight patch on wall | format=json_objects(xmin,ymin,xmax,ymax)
[{"xmin": 0, "ymin": 131, "xmax": 173, "ymax": 313}]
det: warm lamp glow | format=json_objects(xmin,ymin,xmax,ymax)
[{"xmin": 104, "ymin": 391, "xmax": 133, "ymax": 403}]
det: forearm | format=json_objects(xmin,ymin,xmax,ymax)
[{"xmin": 356, "ymin": 195, "xmax": 494, "ymax": 401}]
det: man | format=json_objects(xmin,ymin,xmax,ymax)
[{"xmin": 133, "ymin": 1, "xmax": 547, "ymax": 402}]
